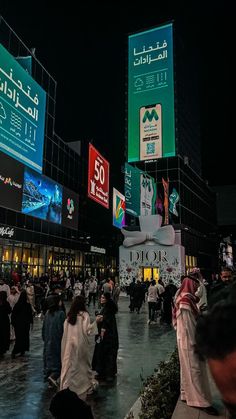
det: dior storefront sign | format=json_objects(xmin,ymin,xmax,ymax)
[
  {"xmin": 129, "ymin": 249, "xmax": 168, "ymax": 264},
  {"xmin": 0, "ymin": 226, "xmax": 15, "ymax": 238},
  {"xmin": 119, "ymin": 243, "xmax": 185, "ymax": 286}
]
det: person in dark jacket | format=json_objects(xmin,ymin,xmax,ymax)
[
  {"xmin": 42, "ymin": 295, "xmax": 66, "ymax": 386},
  {"xmin": 208, "ymin": 267, "xmax": 233, "ymax": 308},
  {"xmin": 133, "ymin": 280, "xmax": 145, "ymax": 313},
  {"xmin": 11, "ymin": 290, "xmax": 33, "ymax": 358},
  {"xmin": 0, "ymin": 291, "xmax": 12, "ymax": 357},
  {"xmin": 92, "ymin": 292, "xmax": 119, "ymax": 380}
]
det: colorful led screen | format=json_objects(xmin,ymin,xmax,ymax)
[
  {"xmin": 62, "ymin": 187, "xmax": 79, "ymax": 230},
  {"xmin": 113, "ymin": 188, "xmax": 125, "ymax": 229},
  {"xmin": 22, "ymin": 167, "xmax": 62, "ymax": 224},
  {"xmin": 125, "ymin": 163, "xmax": 156, "ymax": 217}
]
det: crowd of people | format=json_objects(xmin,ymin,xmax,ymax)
[
  {"xmin": 0, "ymin": 271, "xmax": 120, "ymax": 418},
  {"xmin": 1, "ymin": 266, "xmax": 236, "ymax": 418}
]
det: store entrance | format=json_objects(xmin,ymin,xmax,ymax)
[{"xmin": 142, "ymin": 267, "xmax": 159, "ymax": 282}]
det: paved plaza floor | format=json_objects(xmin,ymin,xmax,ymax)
[{"xmin": 0, "ymin": 295, "xmax": 176, "ymax": 419}]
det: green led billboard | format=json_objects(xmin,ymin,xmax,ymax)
[
  {"xmin": 0, "ymin": 44, "xmax": 46, "ymax": 173},
  {"xmin": 128, "ymin": 23, "xmax": 175, "ymax": 162}
]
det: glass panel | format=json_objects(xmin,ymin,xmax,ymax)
[
  {"xmin": 143, "ymin": 267, "xmax": 152, "ymax": 281},
  {"xmin": 12, "ymin": 245, "xmax": 22, "ymax": 263},
  {"xmin": 2, "ymin": 245, "xmax": 12, "ymax": 262},
  {"xmin": 153, "ymin": 268, "xmax": 159, "ymax": 281}
]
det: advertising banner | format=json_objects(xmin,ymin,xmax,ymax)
[
  {"xmin": 62, "ymin": 186, "xmax": 79, "ymax": 230},
  {"xmin": 128, "ymin": 23, "xmax": 175, "ymax": 162},
  {"xmin": 113, "ymin": 188, "xmax": 126, "ymax": 229},
  {"xmin": 0, "ymin": 43, "xmax": 46, "ymax": 173},
  {"xmin": 0, "ymin": 151, "xmax": 79, "ymax": 229},
  {"xmin": 88, "ymin": 143, "xmax": 109, "ymax": 209},
  {"xmin": 22, "ymin": 167, "xmax": 63, "ymax": 224},
  {"xmin": 0, "ymin": 150, "xmax": 24, "ymax": 211},
  {"xmin": 124, "ymin": 163, "xmax": 156, "ymax": 216}
]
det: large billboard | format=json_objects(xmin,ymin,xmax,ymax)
[
  {"xmin": 22, "ymin": 167, "xmax": 63, "ymax": 224},
  {"xmin": 128, "ymin": 23, "xmax": 175, "ymax": 162},
  {"xmin": 0, "ymin": 44, "xmax": 46, "ymax": 173},
  {"xmin": 88, "ymin": 143, "xmax": 109, "ymax": 209},
  {"xmin": 0, "ymin": 151, "xmax": 24, "ymax": 211},
  {"xmin": 124, "ymin": 163, "xmax": 156, "ymax": 217},
  {"xmin": 0, "ymin": 151, "xmax": 78, "ymax": 229},
  {"xmin": 113, "ymin": 188, "xmax": 125, "ymax": 229}
]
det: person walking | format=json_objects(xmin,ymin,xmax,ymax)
[
  {"xmin": 92, "ymin": 293, "xmax": 119, "ymax": 381},
  {"xmin": 60, "ymin": 295, "xmax": 103, "ymax": 400},
  {"xmin": 147, "ymin": 279, "xmax": 158, "ymax": 324},
  {"xmin": 172, "ymin": 269, "xmax": 218, "ymax": 415},
  {"xmin": 112, "ymin": 282, "xmax": 121, "ymax": 306},
  {"xmin": 11, "ymin": 290, "xmax": 33, "ymax": 358},
  {"xmin": 7, "ymin": 286, "xmax": 20, "ymax": 340},
  {"xmin": 208, "ymin": 267, "xmax": 233, "ymax": 308},
  {"xmin": 42, "ymin": 295, "xmax": 66, "ymax": 387},
  {"xmin": 0, "ymin": 291, "xmax": 12, "ymax": 358}
]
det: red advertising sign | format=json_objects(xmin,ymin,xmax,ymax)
[{"xmin": 88, "ymin": 143, "xmax": 110, "ymax": 209}]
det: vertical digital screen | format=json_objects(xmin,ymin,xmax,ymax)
[
  {"xmin": 62, "ymin": 186, "xmax": 79, "ymax": 230},
  {"xmin": 0, "ymin": 151, "xmax": 24, "ymax": 211},
  {"xmin": 128, "ymin": 23, "xmax": 175, "ymax": 162},
  {"xmin": 124, "ymin": 163, "xmax": 156, "ymax": 217},
  {"xmin": 113, "ymin": 188, "xmax": 125, "ymax": 229},
  {"xmin": 88, "ymin": 143, "xmax": 110, "ymax": 209},
  {"xmin": 0, "ymin": 43, "xmax": 46, "ymax": 173},
  {"xmin": 22, "ymin": 167, "xmax": 62, "ymax": 224}
]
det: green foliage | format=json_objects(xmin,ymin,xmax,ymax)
[{"xmin": 139, "ymin": 348, "xmax": 180, "ymax": 419}]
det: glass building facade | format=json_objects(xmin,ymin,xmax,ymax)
[{"xmin": 0, "ymin": 17, "xmax": 117, "ymax": 280}]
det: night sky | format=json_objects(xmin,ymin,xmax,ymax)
[{"xmin": 1, "ymin": 2, "xmax": 234, "ymax": 187}]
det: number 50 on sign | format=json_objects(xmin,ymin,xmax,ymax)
[{"xmin": 88, "ymin": 143, "xmax": 110, "ymax": 209}]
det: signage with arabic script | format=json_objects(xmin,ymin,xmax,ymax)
[
  {"xmin": 88, "ymin": 143, "xmax": 109, "ymax": 209},
  {"xmin": 128, "ymin": 23, "xmax": 175, "ymax": 162},
  {"xmin": 0, "ymin": 225, "xmax": 15, "ymax": 238},
  {"xmin": 0, "ymin": 44, "xmax": 46, "ymax": 173}
]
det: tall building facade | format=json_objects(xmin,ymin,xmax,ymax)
[
  {"xmin": 0, "ymin": 17, "xmax": 117, "ymax": 280},
  {"xmin": 126, "ymin": 22, "xmax": 218, "ymax": 277}
]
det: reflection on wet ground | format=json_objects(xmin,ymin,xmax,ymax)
[{"xmin": 0, "ymin": 295, "xmax": 176, "ymax": 419}]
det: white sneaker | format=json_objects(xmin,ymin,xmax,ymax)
[{"xmin": 147, "ymin": 319, "xmax": 151, "ymax": 325}]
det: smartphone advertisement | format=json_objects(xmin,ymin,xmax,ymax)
[
  {"xmin": 128, "ymin": 23, "xmax": 175, "ymax": 162},
  {"xmin": 140, "ymin": 104, "xmax": 162, "ymax": 160}
]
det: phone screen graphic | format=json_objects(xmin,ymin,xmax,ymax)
[{"xmin": 140, "ymin": 104, "xmax": 162, "ymax": 161}]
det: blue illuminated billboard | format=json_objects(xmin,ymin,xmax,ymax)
[
  {"xmin": 22, "ymin": 167, "xmax": 62, "ymax": 224},
  {"xmin": 0, "ymin": 44, "xmax": 46, "ymax": 173}
]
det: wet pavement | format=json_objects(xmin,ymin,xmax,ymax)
[{"xmin": 0, "ymin": 295, "xmax": 176, "ymax": 419}]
